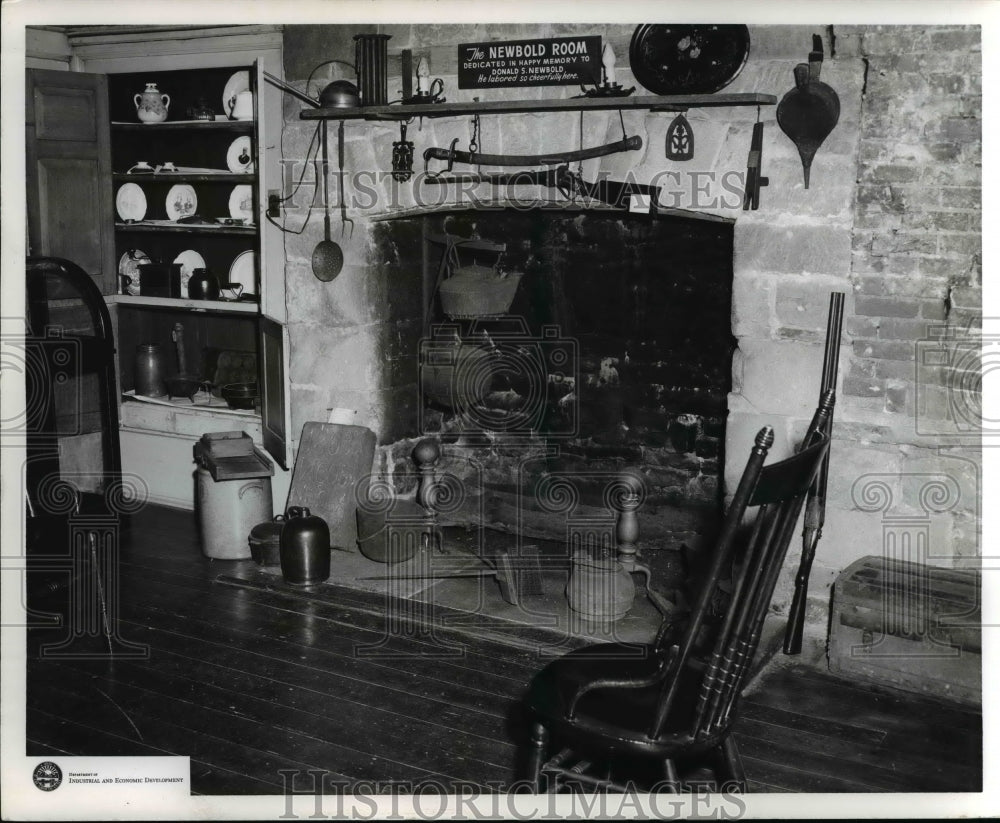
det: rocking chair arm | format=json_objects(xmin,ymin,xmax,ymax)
[{"xmin": 566, "ymin": 646, "xmax": 678, "ymax": 720}]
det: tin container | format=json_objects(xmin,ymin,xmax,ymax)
[
  {"xmin": 134, "ymin": 343, "xmax": 167, "ymax": 397},
  {"xmin": 354, "ymin": 34, "xmax": 391, "ymax": 106}
]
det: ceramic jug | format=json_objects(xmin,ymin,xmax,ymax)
[
  {"xmin": 134, "ymin": 83, "xmax": 170, "ymax": 124},
  {"xmin": 187, "ymin": 267, "xmax": 220, "ymax": 301},
  {"xmin": 280, "ymin": 506, "xmax": 331, "ymax": 586}
]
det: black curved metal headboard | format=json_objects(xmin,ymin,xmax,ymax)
[{"xmin": 25, "ymin": 256, "xmax": 121, "ymax": 515}]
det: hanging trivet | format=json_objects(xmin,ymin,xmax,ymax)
[
  {"xmin": 665, "ymin": 113, "xmax": 694, "ymax": 161},
  {"xmin": 392, "ymin": 122, "xmax": 414, "ymax": 181}
]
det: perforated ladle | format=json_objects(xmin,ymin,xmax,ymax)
[{"xmin": 311, "ymin": 121, "xmax": 344, "ymax": 281}]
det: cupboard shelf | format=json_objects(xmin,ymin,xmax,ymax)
[
  {"xmin": 112, "ymin": 119, "xmax": 254, "ymax": 131},
  {"xmin": 113, "ymin": 172, "xmax": 256, "ymax": 184},
  {"xmin": 108, "ymin": 294, "xmax": 259, "ymax": 314},
  {"xmin": 114, "ymin": 221, "xmax": 257, "ymax": 236},
  {"xmin": 300, "ymin": 92, "xmax": 778, "ymax": 121}
]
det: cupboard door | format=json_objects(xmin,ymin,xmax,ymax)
[
  {"xmin": 259, "ymin": 315, "xmax": 290, "ymax": 469},
  {"xmin": 26, "ymin": 69, "xmax": 115, "ymax": 294},
  {"xmin": 255, "ymin": 58, "xmax": 286, "ymax": 325}
]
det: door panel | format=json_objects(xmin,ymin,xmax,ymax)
[
  {"xmin": 34, "ymin": 86, "xmax": 99, "ymax": 140},
  {"xmin": 37, "ymin": 158, "xmax": 104, "ymax": 272},
  {"xmin": 259, "ymin": 315, "xmax": 290, "ymax": 469},
  {"xmin": 26, "ymin": 69, "xmax": 114, "ymax": 293}
]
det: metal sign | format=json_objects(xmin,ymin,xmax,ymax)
[{"xmin": 458, "ymin": 36, "xmax": 602, "ymax": 89}]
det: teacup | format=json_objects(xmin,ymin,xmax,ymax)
[
  {"xmin": 219, "ymin": 282, "xmax": 244, "ymax": 301},
  {"xmin": 127, "ymin": 161, "xmax": 153, "ymax": 174},
  {"xmin": 160, "ymin": 161, "xmax": 177, "ymax": 172}
]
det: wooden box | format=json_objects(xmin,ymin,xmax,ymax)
[{"xmin": 829, "ymin": 555, "xmax": 980, "ymax": 707}]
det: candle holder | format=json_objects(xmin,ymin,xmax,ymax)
[
  {"xmin": 580, "ymin": 43, "xmax": 634, "ymax": 98},
  {"xmin": 403, "ymin": 83, "xmax": 447, "ymax": 105},
  {"xmin": 403, "ymin": 55, "xmax": 447, "ymax": 104},
  {"xmin": 580, "ymin": 81, "xmax": 635, "ymax": 98}
]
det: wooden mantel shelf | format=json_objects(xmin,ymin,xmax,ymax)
[{"xmin": 300, "ymin": 92, "xmax": 778, "ymax": 122}]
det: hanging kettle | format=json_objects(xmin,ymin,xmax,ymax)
[{"xmin": 279, "ymin": 506, "xmax": 331, "ymax": 586}]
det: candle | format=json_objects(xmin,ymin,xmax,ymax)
[
  {"xmin": 602, "ymin": 43, "xmax": 617, "ymax": 86},
  {"xmin": 417, "ymin": 56, "xmax": 430, "ymax": 94}
]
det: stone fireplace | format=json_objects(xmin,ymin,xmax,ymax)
[
  {"xmin": 278, "ymin": 24, "xmax": 982, "ymax": 652},
  {"xmin": 369, "ymin": 208, "xmax": 735, "ymax": 549}
]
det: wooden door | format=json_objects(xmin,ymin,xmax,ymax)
[
  {"xmin": 259, "ymin": 315, "xmax": 290, "ymax": 470},
  {"xmin": 26, "ymin": 69, "xmax": 115, "ymax": 294}
]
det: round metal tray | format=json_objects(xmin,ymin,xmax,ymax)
[{"xmin": 629, "ymin": 24, "xmax": 751, "ymax": 95}]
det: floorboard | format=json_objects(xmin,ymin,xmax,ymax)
[{"xmin": 22, "ymin": 504, "xmax": 982, "ymax": 795}]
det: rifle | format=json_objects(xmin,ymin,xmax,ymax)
[
  {"xmin": 422, "ymin": 164, "xmax": 660, "ymax": 208},
  {"xmin": 783, "ymin": 292, "xmax": 844, "ymax": 654}
]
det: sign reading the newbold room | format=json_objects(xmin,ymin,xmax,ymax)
[{"xmin": 458, "ymin": 36, "xmax": 602, "ymax": 89}]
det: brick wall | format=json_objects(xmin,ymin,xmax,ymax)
[
  {"xmin": 844, "ymin": 25, "xmax": 981, "ymax": 414},
  {"xmin": 768, "ymin": 25, "xmax": 983, "ymax": 649}
]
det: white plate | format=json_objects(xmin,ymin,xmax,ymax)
[
  {"xmin": 115, "ymin": 183, "xmax": 147, "ymax": 221},
  {"xmin": 222, "ymin": 71, "xmax": 251, "ymax": 118},
  {"xmin": 165, "ymin": 184, "xmax": 197, "ymax": 221},
  {"xmin": 228, "ymin": 185, "xmax": 254, "ymax": 223},
  {"xmin": 173, "ymin": 249, "xmax": 206, "ymax": 297},
  {"xmin": 228, "ymin": 251, "xmax": 255, "ymax": 295},
  {"xmin": 226, "ymin": 136, "xmax": 254, "ymax": 173},
  {"xmin": 118, "ymin": 249, "xmax": 149, "ymax": 295}
]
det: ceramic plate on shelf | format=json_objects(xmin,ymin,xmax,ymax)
[
  {"xmin": 118, "ymin": 249, "xmax": 149, "ymax": 295},
  {"xmin": 115, "ymin": 183, "xmax": 147, "ymax": 221},
  {"xmin": 165, "ymin": 184, "xmax": 197, "ymax": 221},
  {"xmin": 222, "ymin": 71, "xmax": 251, "ymax": 117},
  {"xmin": 173, "ymin": 249, "xmax": 206, "ymax": 297},
  {"xmin": 228, "ymin": 250, "xmax": 256, "ymax": 296},
  {"xmin": 228, "ymin": 185, "xmax": 255, "ymax": 223},
  {"xmin": 226, "ymin": 136, "xmax": 254, "ymax": 173}
]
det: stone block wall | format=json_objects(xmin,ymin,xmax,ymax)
[{"xmin": 277, "ymin": 24, "xmax": 981, "ymax": 652}]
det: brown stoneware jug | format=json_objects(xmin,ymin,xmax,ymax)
[{"xmin": 279, "ymin": 506, "xmax": 331, "ymax": 586}]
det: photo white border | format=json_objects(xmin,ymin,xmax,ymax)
[{"xmin": 2, "ymin": 0, "xmax": 997, "ymax": 819}]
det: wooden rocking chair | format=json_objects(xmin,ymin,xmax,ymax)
[{"xmin": 524, "ymin": 392, "xmax": 833, "ymax": 793}]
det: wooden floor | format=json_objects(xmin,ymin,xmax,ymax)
[{"xmin": 24, "ymin": 505, "xmax": 982, "ymax": 795}]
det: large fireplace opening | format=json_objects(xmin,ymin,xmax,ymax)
[{"xmin": 374, "ymin": 207, "xmax": 735, "ymax": 549}]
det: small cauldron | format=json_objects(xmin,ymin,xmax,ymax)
[{"xmin": 221, "ymin": 381, "xmax": 258, "ymax": 410}]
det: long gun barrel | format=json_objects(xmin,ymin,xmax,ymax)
[{"xmin": 784, "ymin": 292, "xmax": 844, "ymax": 654}]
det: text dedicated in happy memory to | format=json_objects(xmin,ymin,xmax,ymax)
[{"xmin": 458, "ymin": 36, "xmax": 602, "ymax": 89}]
